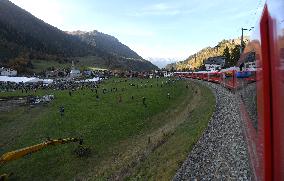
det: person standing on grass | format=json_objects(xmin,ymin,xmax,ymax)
[
  {"xmin": 59, "ymin": 105, "xmax": 65, "ymax": 117},
  {"xmin": 167, "ymin": 92, "xmax": 170, "ymax": 99},
  {"xmin": 142, "ymin": 97, "xmax": 147, "ymax": 107}
]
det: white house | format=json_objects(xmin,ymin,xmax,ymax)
[
  {"xmin": 0, "ymin": 67, "xmax": 17, "ymax": 76},
  {"xmin": 70, "ymin": 69, "xmax": 81, "ymax": 78},
  {"xmin": 163, "ymin": 71, "xmax": 174, "ymax": 77},
  {"xmin": 204, "ymin": 56, "xmax": 226, "ymax": 71},
  {"xmin": 244, "ymin": 52, "xmax": 256, "ymax": 71},
  {"xmin": 69, "ymin": 61, "xmax": 81, "ymax": 78}
]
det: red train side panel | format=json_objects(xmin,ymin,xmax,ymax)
[
  {"xmin": 238, "ymin": 1, "xmax": 284, "ymax": 179},
  {"xmin": 267, "ymin": 0, "xmax": 284, "ymax": 180}
]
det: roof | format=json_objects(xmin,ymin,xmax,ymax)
[
  {"xmin": 238, "ymin": 51, "xmax": 256, "ymax": 66},
  {"xmin": 70, "ymin": 69, "xmax": 80, "ymax": 74},
  {"xmin": 204, "ymin": 56, "xmax": 226, "ymax": 65}
]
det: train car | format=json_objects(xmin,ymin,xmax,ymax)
[
  {"xmin": 192, "ymin": 72, "xmax": 197, "ymax": 79},
  {"xmin": 237, "ymin": 51, "xmax": 257, "ymax": 83},
  {"xmin": 185, "ymin": 72, "xmax": 192, "ymax": 78},
  {"xmin": 208, "ymin": 71, "xmax": 221, "ymax": 83},
  {"xmin": 220, "ymin": 67, "xmax": 239, "ymax": 89},
  {"xmin": 196, "ymin": 72, "xmax": 204, "ymax": 80},
  {"xmin": 176, "ymin": 72, "xmax": 188, "ymax": 78},
  {"xmin": 237, "ymin": 0, "xmax": 284, "ymax": 180},
  {"xmin": 202, "ymin": 72, "xmax": 208, "ymax": 81}
]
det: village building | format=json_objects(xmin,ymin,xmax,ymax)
[
  {"xmin": 204, "ymin": 56, "xmax": 226, "ymax": 71},
  {"xmin": 83, "ymin": 70, "xmax": 93, "ymax": 77},
  {"xmin": 0, "ymin": 67, "xmax": 17, "ymax": 76},
  {"xmin": 163, "ymin": 71, "xmax": 174, "ymax": 77},
  {"xmin": 69, "ymin": 61, "xmax": 81, "ymax": 78},
  {"xmin": 45, "ymin": 69, "xmax": 67, "ymax": 78},
  {"xmin": 239, "ymin": 51, "xmax": 256, "ymax": 71}
]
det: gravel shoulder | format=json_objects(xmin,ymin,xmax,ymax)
[{"xmin": 173, "ymin": 80, "xmax": 252, "ymax": 180}]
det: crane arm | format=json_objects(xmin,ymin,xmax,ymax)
[{"xmin": 0, "ymin": 138, "xmax": 81, "ymax": 165}]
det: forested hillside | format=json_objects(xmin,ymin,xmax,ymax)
[
  {"xmin": 166, "ymin": 38, "xmax": 248, "ymax": 71},
  {"xmin": 0, "ymin": 0, "xmax": 157, "ymax": 73},
  {"xmin": 67, "ymin": 30, "xmax": 157, "ymax": 71},
  {"xmin": 69, "ymin": 30, "xmax": 142, "ymax": 59}
]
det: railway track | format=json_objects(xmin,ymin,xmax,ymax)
[{"xmin": 174, "ymin": 80, "xmax": 252, "ymax": 180}]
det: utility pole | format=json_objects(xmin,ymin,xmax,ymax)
[
  {"xmin": 240, "ymin": 28, "xmax": 248, "ymax": 54},
  {"xmin": 240, "ymin": 27, "xmax": 254, "ymax": 54}
]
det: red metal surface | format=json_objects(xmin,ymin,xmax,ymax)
[
  {"xmin": 221, "ymin": 70, "xmax": 236, "ymax": 89},
  {"xmin": 236, "ymin": 4, "xmax": 273, "ymax": 180},
  {"xmin": 267, "ymin": 0, "xmax": 284, "ymax": 179},
  {"xmin": 203, "ymin": 73, "xmax": 208, "ymax": 81},
  {"xmin": 259, "ymin": 6, "xmax": 272, "ymax": 180},
  {"xmin": 208, "ymin": 72, "xmax": 221, "ymax": 83}
]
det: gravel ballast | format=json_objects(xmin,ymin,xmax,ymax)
[{"xmin": 173, "ymin": 80, "xmax": 252, "ymax": 180}]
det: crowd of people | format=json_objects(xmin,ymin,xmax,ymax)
[
  {"xmin": 0, "ymin": 79, "xmax": 103, "ymax": 94},
  {"xmin": 0, "ymin": 77, "xmax": 182, "ymax": 115}
]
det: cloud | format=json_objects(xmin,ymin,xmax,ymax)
[
  {"xmin": 128, "ymin": 43, "xmax": 195, "ymax": 59},
  {"xmin": 128, "ymin": 2, "xmax": 184, "ymax": 17},
  {"xmin": 148, "ymin": 3, "xmax": 171, "ymax": 11}
]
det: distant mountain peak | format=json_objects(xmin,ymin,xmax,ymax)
[{"xmin": 147, "ymin": 57, "xmax": 182, "ymax": 69}]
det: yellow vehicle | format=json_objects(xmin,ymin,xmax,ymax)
[{"xmin": 0, "ymin": 138, "xmax": 86, "ymax": 181}]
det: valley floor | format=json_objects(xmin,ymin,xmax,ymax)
[{"xmin": 0, "ymin": 78, "xmax": 215, "ymax": 180}]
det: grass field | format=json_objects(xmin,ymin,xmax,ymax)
[{"xmin": 0, "ymin": 78, "xmax": 215, "ymax": 180}]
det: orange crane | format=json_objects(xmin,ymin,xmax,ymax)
[{"xmin": 0, "ymin": 138, "xmax": 85, "ymax": 180}]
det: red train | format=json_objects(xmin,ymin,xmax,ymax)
[{"xmin": 175, "ymin": 0, "xmax": 284, "ymax": 180}]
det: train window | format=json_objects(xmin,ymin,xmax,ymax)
[{"xmin": 238, "ymin": 51, "xmax": 258, "ymax": 130}]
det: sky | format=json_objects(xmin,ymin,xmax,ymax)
[{"xmin": 10, "ymin": 0, "xmax": 265, "ymax": 67}]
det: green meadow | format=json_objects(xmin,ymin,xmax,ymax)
[{"xmin": 0, "ymin": 78, "xmax": 215, "ymax": 180}]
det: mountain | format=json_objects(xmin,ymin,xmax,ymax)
[
  {"xmin": 147, "ymin": 57, "xmax": 182, "ymax": 69},
  {"xmin": 68, "ymin": 30, "xmax": 142, "ymax": 59},
  {"xmin": 67, "ymin": 30, "xmax": 157, "ymax": 71},
  {"xmin": 166, "ymin": 37, "xmax": 249, "ymax": 71},
  {"xmin": 0, "ymin": 0, "xmax": 157, "ymax": 72},
  {"xmin": 0, "ymin": 0, "xmax": 93, "ymax": 59}
]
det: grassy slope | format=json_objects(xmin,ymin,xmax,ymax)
[
  {"xmin": 127, "ymin": 83, "xmax": 215, "ymax": 180},
  {"xmin": 0, "ymin": 78, "xmax": 215, "ymax": 180},
  {"xmin": 30, "ymin": 56, "xmax": 106, "ymax": 73}
]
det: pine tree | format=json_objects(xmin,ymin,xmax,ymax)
[
  {"xmin": 223, "ymin": 46, "xmax": 231, "ymax": 68},
  {"xmin": 231, "ymin": 45, "xmax": 241, "ymax": 66}
]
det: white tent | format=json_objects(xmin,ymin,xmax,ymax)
[
  {"xmin": 26, "ymin": 77, "xmax": 41, "ymax": 83},
  {"xmin": 83, "ymin": 77, "xmax": 100, "ymax": 82},
  {"xmin": 0, "ymin": 76, "xmax": 54, "ymax": 84},
  {"xmin": 42, "ymin": 79, "xmax": 53, "ymax": 84},
  {"xmin": 0, "ymin": 76, "xmax": 35, "ymax": 83}
]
